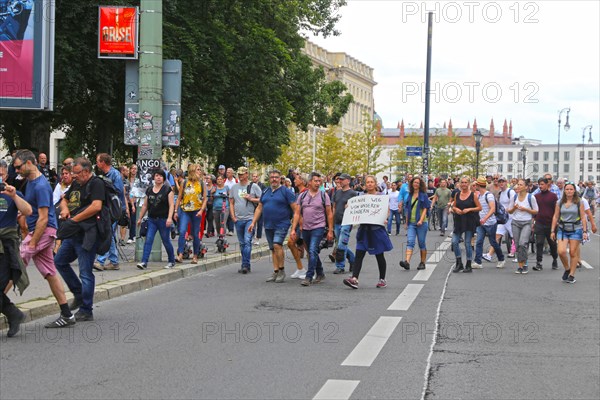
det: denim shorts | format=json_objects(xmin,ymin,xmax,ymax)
[
  {"xmin": 557, "ymin": 228, "xmax": 583, "ymax": 241},
  {"xmin": 264, "ymin": 227, "xmax": 290, "ymax": 250}
]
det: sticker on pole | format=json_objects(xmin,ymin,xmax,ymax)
[{"xmin": 341, "ymin": 195, "xmax": 389, "ymax": 226}]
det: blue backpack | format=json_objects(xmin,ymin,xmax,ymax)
[{"xmin": 483, "ymin": 192, "xmax": 508, "ymax": 225}]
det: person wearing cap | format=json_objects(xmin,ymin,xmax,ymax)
[
  {"xmin": 332, "ymin": 173, "xmax": 357, "ymax": 274},
  {"xmin": 135, "ymin": 169, "xmax": 176, "ymax": 270},
  {"xmin": 484, "ymin": 176, "xmax": 515, "ymax": 262},
  {"xmin": 230, "ymin": 167, "xmax": 262, "ymax": 274},
  {"xmin": 473, "ymin": 177, "xmax": 506, "ymax": 269},
  {"xmin": 217, "ymin": 165, "xmax": 226, "ymax": 179}
]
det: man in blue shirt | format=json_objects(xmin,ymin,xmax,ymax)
[
  {"xmin": 94, "ymin": 153, "xmax": 125, "ymax": 271},
  {"xmin": 249, "ymin": 169, "xmax": 298, "ymax": 283}
]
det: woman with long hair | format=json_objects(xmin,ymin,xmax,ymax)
[
  {"xmin": 173, "ymin": 164, "xmax": 206, "ymax": 263},
  {"xmin": 127, "ymin": 164, "xmax": 138, "ymax": 243},
  {"xmin": 508, "ymin": 179, "xmax": 538, "ymax": 274},
  {"xmin": 343, "ymin": 175, "xmax": 393, "ymax": 289},
  {"xmin": 450, "ymin": 176, "xmax": 482, "ymax": 273},
  {"xmin": 551, "ymin": 182, "xmax": 588, "ymax": 283},
  {"xmin": 399, "ymin": 177, "xmax": 432, "ymax": 271}
]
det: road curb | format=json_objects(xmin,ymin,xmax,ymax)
[{"xmin": 0, "ymin": 246, "xmax": 272, "ymax": 331}]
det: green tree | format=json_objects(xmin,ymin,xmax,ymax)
[{"xmin": 342, "ymin": 113, "xmax": 385, "ymax": 175}]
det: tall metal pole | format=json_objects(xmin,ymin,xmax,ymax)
[
  {"xmin": 136, "ymin": 0, "xmax": 163, "ymax": 261},
  {"xmin": 475, "ymin": 142, "xmax": 480, "ymax": 179},
  {"xmin": 557, "ymin": 107, "xmax": 570, "ymax": 180},
  {"xmin": 422, "ymin": 12, "xmax": 433, "ymax": 181}
]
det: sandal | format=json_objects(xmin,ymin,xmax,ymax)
[
  {"xmin": 191, "ymin": 256, "xmax": 198, "ymax": 264},
  {"xmin": 175, "ymin": 254, "xmax": 183, "ymax": 263}
]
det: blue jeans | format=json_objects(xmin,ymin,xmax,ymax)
[
  {"xmin": 177, "ymin": 210, "xmax": 201, "ymax": 255},
  {"xmin": 334, "ymin": 224, "xmax": 355, "ymax": 270},
  {"xmin": 387, "ymin": 209, "xmax": 401, "ymax": 234},
  {"xmin": 142, "ymin": 217, "xmax": 175, "ymax": 263},
  {"xmin": 437, "ymin": 207, "xmax": 449, "ymax": 232},
  {"xmin": 54, "ymin": 237, "xmax": 98, "ymax": 314},
  {"xmin": 235, "ymin": 219, "xmax": 254, "ymax": 268},
  {"xmin": 302, "ymin": 227, "xmax": 325, "ymax": 280},
  {"xmin": 453, "ymin": 230, "xmax": 474, "ymax": 260},
  {"xmin": 475, "ymin": 224, "xmax": 505, "ymax": 263},
  {"xmin": 97, "ymin": 221, "xmax": 118, "ymax": 265},
  {"xmin": 407, "ymin": 222, "xmax": 428, "ymax": 250},
  {"xmin": 264, "ymin": 227, "xmax": 289, "ymax": 250}
]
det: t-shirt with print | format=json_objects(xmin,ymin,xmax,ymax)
[
  {"xmin": 64, "ymin": 177, "xmax": 105, "ymax": 219},
  {"xmin": 230, "ymin": 182, "xmax": 262, "ymax": 221},
  {"xmin": 297, "ymin": 190, "xmax": 331, "ymax": 231},
  {"xmin": 0, "ymin": 191, "xmax": 23, "ymax": 228},
  {"xmin": 260, "ymin": 186, "xmax": 296, "ymax": 230},
  {"xmin": 24, "ymin": 175, "xmax": 57, "ymax": 231},
  {"xmin": 146, "ymin": 185, "xmax": 172, "ymax": 219},
  {"xmin": 478, "ymin": 191, "xmax": 497, "ymax": 226},
  {"xmin": 180, "ymin": 180, "xmax": 205, "ymax": 212},
  {"xmin": 333, "ymin": 189, "xmax": 358, "ymax": 225}
]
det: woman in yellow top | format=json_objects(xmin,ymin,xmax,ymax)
[{"xmin": 173, "ymin": 164, "xmax": 207, "ymax": 263}]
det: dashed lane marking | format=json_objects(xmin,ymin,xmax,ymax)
[
  {"xmin": 581, "ymin": 260, "xmax": 594, "ymax": 269},
  {"xmin": 313, "ymin": 380, "xmax": 360, "ymax": 400},
  {"xmin": 341, "ymin": 316, "xmax": 402, "ymax": 367},
  {"xmin": 388, "ymin": 284, "xmax": 424, "ymax": 311}
]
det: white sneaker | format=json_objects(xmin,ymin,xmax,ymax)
[
  {"xmin": 164, "ymin": 262, "xmax": 176, "ymax": 269},
  {"xmin": 127, "ymin": 239, "xmax": 134, "ymax": 244},
  {"xmin": 253, "ymin": 240, "xmax": 260, "ymax": 245},
  {"xmin": 297, "ymin": 273, "xmax": 307, "ymax": 280},
  {"xmin": 291, "ymin": 269, "xmax": 305, "ymax": 279},
  {"xmin": 482, "ymin": 254, "xmax": 492, "ymax": 262},
  {"xmin": 471, "ymin": 262, "xmax": 483, "ymax": 269},
  {"xmin": 496, "ymin": 260, "xmax": 506, "ymax": 269}
]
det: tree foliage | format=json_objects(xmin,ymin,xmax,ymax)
[{"xmin": 0, "ymin": 0, "xmax": 349, "ymax": 167}]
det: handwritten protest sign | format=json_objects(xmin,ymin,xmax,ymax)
[{"xmin": 341, "ymin": 195, "xmax": 389, "ymax": 226}]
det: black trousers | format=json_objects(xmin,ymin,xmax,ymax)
[{"xmin": 535, "ymin": 222, "xmax": 557, "ymax": 262}]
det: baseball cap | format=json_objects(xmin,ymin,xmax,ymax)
[
  {"xmin": 339, "ymin": 173, "xmax": 352, "ymax": 180},
  {"xmin": 218, "ymin": 164, "xmax": 225, "ymax": 169},
  {"xmin": 498, "ymin": 176, "xmax": 507, "ymax": 182}
]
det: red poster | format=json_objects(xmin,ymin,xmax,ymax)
[{"xmin": 98, "ymin": 6, "xmax": 138, "ymax": 58}]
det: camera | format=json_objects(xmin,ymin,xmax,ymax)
[
  {"xmin": 0, "ymin": 182, "xmax": 5, "ymax": 191},
  {"xmin": 319, "ymin": 236, "xmax": 334, "ymax": 250}
]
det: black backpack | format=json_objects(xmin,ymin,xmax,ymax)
[{"xmin": 95, "ymin": 176, "xmax": 122, "ymax": 224}]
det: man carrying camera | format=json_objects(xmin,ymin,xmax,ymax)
[{"xmin": 290, "ymin": 172, "xmax": 334, "ymax": 287}]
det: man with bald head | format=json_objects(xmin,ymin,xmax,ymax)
[{"xmin": 37, "ymin": 153, "xmax": 57, "ymax": 187}]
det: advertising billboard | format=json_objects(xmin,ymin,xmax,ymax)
[
  {"xmin": 98, "ymin": 6, "xmax": 138, "ymax": 59},
  {"xmin": 0, "ymin": 0, "xmax": 55, "ymax": 110}
]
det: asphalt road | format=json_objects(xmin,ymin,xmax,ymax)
[{"xmin": 1, "ymin": 225, "xmax": 598, "ymax": 400}]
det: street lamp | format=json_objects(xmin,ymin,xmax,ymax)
[
  {"xmin": 557, "ymin": 107, "xmax": 571, "ymax": 180},
  {"xmin": 520, "ymin": 143, "xmax": 528, "ymax": 179},
  {"xmin": 582, "ymin": 125, "xmax": 592, "ymax": 181},
  {"xmin": 474, "ymin": 129, "xmax": 483, "ymax": 178}
]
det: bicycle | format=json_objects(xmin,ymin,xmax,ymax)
[{"xmin": 429, "ymin": 206, "xmax": 439, "ymax": 231}]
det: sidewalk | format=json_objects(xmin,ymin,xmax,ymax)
[{"xmin": 1, "ymin": 233, "xmax": 272, "ymax": 330}]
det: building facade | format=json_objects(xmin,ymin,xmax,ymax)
[{"xmin": 302, "ymin": 40, "xmax": 376, "ymax": 133}]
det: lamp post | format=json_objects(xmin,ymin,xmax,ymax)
[
  {"xmin": 474, "ymin": 129, "xmax": 483, "ymax": 178},
  {"xmin": 557, "ymin": 107, "xmax": 571, "ymax": 180},
  {"xmin": 520, "ymin": 143, "xmax": 528, "ymax": 179},
  {"xmin": 582, "ymin": 125, "xmax": 593, "ymax": 181}
]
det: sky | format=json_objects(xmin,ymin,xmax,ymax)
[{"xmin": 307, "ymin": 0, "xmax": 600, "ymax": 145}]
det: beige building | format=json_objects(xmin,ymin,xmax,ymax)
[{"xmin": 302, "ymin": 40, "xmax": 376, "ymax": 134}]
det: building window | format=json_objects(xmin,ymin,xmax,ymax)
[
  {"xmin": 580, "ymin": 151, "xmax": 584, "ymax": 160},
  {"xmin": 532, "ymin": 164, "xmax": 539, "ymax": 173},
  {"xmin": 553, "ymin": 164, "xmax": 558, "ymax": 173},
  {"xmin": 532, "ymin": 175, "xmax": 539, "ymax": 181},
  {"xmin": 508, "ymin": 152, "xmax": 513, "ymax": 161},
  {"xmin": 597, "ymin": 175, "xmax": 600, "ymax": 182},
  {"xmin": 589, "ymin": 164, "xmax": 594, "ymax": 172},
  {"xmin": 543, "ymin": 164, "xmax": 548, "ymax": 173},
  {"xmin": 543, "ymin": 152, "xmax": 549, "ymax": 161},
  {"xmin": 564, "ymin": 152, "xmax": 570, "ymax": 161},
  {"xmin": 498, "ymin": 152, "xmax": 503, "ymax": 161},
  {"xmin": 589, "ymin": 151, "xmax": 594, "ymax": 160},
  {"xmin": 597, "ymin": 163, "xmax": 600, "ymax": 172},
  {"xmin": 518, "ymin": 152, "xmax": 523, "ymax": 162},
  {"xmin": 597, "ymin": 151, "xmax": 600, "ymax": 160},
  {"xmin": 533, "ymin": 152, "xmax": 539, "ymax": 161},
  {"xmin": 580, "ymin": 164, "xmax": 584, "ymax": 172},
  {"xmin": 554, "ymin": 152, "xmax": 559, "ymax": 161},
  {"xmin": 508, "ymin": 175, "xmax": 513, "ymax": 180},
  {"xmin": 497, "ymin": 164, "xmax": 503, "ymax": 172},
  {"xmin": 564, "ymin": 164, "xmax": 569, "ymax": 173},
  {"xmin": 508, "ymin": 164, "xmax": 513, "ymax": 172}
]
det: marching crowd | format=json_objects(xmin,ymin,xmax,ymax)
[{"xmin": 1, "ymin": 149, "xmax": 599, "ymax": 338}]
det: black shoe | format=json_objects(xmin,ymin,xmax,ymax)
[
  {"xmin": 463, "ymin": 260, "xmax": 472, "ymax": 273},
  {"xmin": 348, "ymin": 262, "xmax": 354, "ymax": 273},
  {"xmin": 452, "ymin": 259, "xmax": 464, "ymax": 273},
  {"xmin": 4, "ymin": 304, "xmax": 26, "ymax": 337},
  {"xmin": 328, "ymin": 254, "xmax": 335, "ymax": 263},
  {"xmin": 552, "ymin": 259, "xmax": 558, "ymax": 270},
  {"xmin": 68, "ymin": 297, "xmax": 83, "ymax": 311},
  {"xmin": 562, "ymin": 270, "xmax": 570, "ymax": 281},
  {"xmin": 576, "ymin": 262, "xmax": 582, "ymax": 269},
  {"xmin": 566, "ymin": 275, "xmax": 576, "ymax": 284},
  {"xmin": 533, "ymin": 262, "xmax": 543, "ymax": 271},
  {"xmin": 45, "ymin": 314, "xmax": 75, "ymax": 328},
  {"xmin": 75, "ymin": 310, "xmax": 94, "ymax": 322},
  {"xmin": 333, "ymin": 268, "xmax": 345, "ymax": 274},
  {"xmin": 171, "ymin": 230, "xmax": 176, "ymax": 240},
  {"xmin": 417, "ymin": 262, "xmax": 426, "ymax": 270},
  {"xmin": 399, "ymin": 260, "xmax": 410, "ymax": 270}
]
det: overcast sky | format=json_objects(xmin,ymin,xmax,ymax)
[{"xmin": 307, "ymin": 0, "xmax": 599, "ymax": 145}]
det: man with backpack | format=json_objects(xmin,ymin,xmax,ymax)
[
  {"xmin": 290, "ymin": 172, "xmax": 334, "ymax": 286},
  {"xmin": 533, "ymin": 177, "xmax": 559, "ymax": 270},
  {"xmin": 54, "ymin": 157, "xmax": 106, "ymax": 322},
  {"xmin": 230, "ymin": 167, "xmax": 262, "ymax": 274},
  {"xmin": 473, "ymin": 177, "xmax": 506, "ymax": 269},
  {"xmin": 93, "ymin": 153, "xmax": 125, "ymax": 271}
]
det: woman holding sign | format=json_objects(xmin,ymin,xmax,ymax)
[
  {"xmin": 343, "ymin": 175, "xmax": 393, "ymax": 289},
  {"xmin": 399, "ymin": 177, "xmax": 432, "ymax": 271}
]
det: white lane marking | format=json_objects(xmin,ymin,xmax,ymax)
[
  {"xmin": 420, "ymin": 252, "xmax": 455, "ymax": 400},
  {"xmin": 581, "ymin": 260, "xmax": 594, "ymax": 269},
  {"xmin": 413, "ymin": 264, "xmax": 437, "ymax": 281},
  {"xmin": 313, "ymin": 380, "xmax": 360, "ymax": 400},
  {"xmin": 388, "ymin": 284, "xmax": 424, "ymax": 311},
  {"xmin": 341, "ymin": 316, "xmax": 402, "ymax": 367}
]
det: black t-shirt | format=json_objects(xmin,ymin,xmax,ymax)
[
  {"xmin": 332, "ymin": 189, "xmax": 358, "ymax": 225},
  {"xmin": 146, "ymin": 185, "xmax": 172, "ymax": 218},
  {"xmin": 64, "ymin": 177, "xmax": 105, "ymax": 218},
  {"xmin": 427, "ymin": 187, "xmax": 436, "ymax": 198}
]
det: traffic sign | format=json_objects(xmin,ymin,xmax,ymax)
[{"xmin": 406, "ymin": 146, "xmax": 422, "ymax": 156}]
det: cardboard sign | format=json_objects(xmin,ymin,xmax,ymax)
[{"xmin": 341, "ymin": 195, "xmax": 389, "ymax": 226}]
